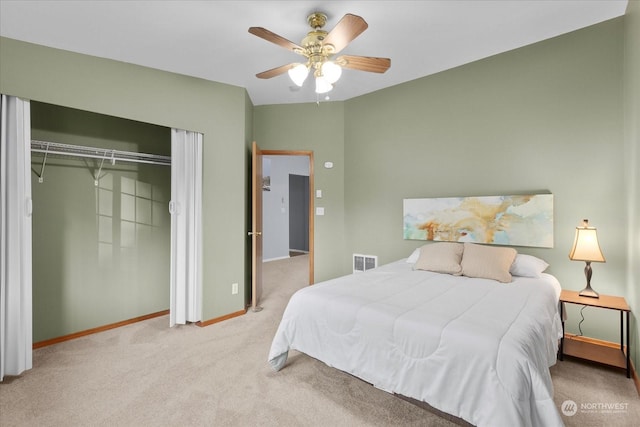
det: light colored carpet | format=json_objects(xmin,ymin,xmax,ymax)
[{"xmin": 1, "ymin": 255, "xmax": 638, "ymax": 426}]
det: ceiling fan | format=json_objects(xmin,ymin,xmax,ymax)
[{"xmin": 248, "ymin": 12, "xmax": 391, "ymax": 95}]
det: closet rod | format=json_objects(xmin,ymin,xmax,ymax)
[{"xmin": 31, "ymin": 140, "xmax": 171, "ymax": 166}]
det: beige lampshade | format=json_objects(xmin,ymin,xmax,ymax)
[{"xmin": 569, "ymin": 220, "xmax": 606, "ymax": 262}]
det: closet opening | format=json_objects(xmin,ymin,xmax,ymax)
[{"xmin": 29, "ymin": 101, "xmax": 172, "ymax": 346}]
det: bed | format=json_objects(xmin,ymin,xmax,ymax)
[{"xmin": 268, "ymin": 242, "xmax": 564, "ymax": 427}]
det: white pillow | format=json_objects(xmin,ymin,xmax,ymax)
[
  {"xmin": 406, "ymin": 247, "xmax": 421, "ymax": 263},
  {"xmin": 413, "ymin": 242, "xmax": 463, "ymax": 275},
  {"xmin": 510, "ymin": 254, "xmax": 549, "ymax": 278},
  {"xmin": 461, "ymin": 243, "xmax": 517, "ymax": 283}
]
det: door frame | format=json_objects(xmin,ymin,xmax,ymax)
[{"xmin": 261, "ymin": 149, "xmax": 314, "ymax": 285}]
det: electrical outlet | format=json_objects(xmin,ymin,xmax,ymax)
[{"xmin": 231, "ymin": 283, "xmax": 238, "ymax": 295}]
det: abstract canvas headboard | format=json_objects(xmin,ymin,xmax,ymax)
[{"xmin": 403, "ymin": 194, "xmax": 553, "ymax": 248}]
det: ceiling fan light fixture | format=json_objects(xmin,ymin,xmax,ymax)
[
  {"xmin": 321, "ymin": 61, "xmax": 342, "ymax": 84},
  {"xmin": 315, "ymin": 75, "xmax": 333, "ymax": 94},
  {"xmin": 288, "ymin": 63, "xmax": 309, "ymax": 87}
]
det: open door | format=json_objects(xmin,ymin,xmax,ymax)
[{"xmin": 250, "ymin": 141, "xmax": 263, "ymax": 312}]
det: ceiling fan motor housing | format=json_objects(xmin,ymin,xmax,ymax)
[{"xmin": 301, "ymin": 31, "xmax": 334, "ymax": 69}]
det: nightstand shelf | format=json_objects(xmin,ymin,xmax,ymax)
[
  {"xmin": 562, "ymin": 337, "xmax": 627, "ymax": 369},
  {"xmin": 559, "ymin": 290, "xmax": 631, "ymax": 378}
]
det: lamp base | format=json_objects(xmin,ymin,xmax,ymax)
[
  {"xmin": 578, "ymin": 261, "xmax": 600, "ymax": 298},
  {"xmin": 578, "ymin": 285, "xmax": 599, "ymax": 298}
]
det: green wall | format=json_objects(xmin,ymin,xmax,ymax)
[
  {"xmin": 253, "ymin": 103, "xmax": 347, "ymax": 281},
  {"xmin": 0, "ymin": 37, "xmax": 250, "ymax": 325},
  {"xmin": 30, "ymin": 102, "xmax": 170, "ymax": 341},
  {"xmin": 624, "ymin": 0, "xmax": 640, "ymax": 374}
]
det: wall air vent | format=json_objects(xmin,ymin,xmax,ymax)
[{"xmin": 353, "ymin": 254, "xmax": 378, "ymax": 274}]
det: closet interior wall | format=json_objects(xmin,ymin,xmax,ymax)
[{"xmin": 30, "ymin": 101, "xmax": 171, "ymax": 343}]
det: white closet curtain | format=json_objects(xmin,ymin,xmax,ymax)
[
  {"xmin": 169, "ymin": 129, "xmax": 203, "ymax": 326},
  {"xmin": 0, "ymin": 95, "xmax": 32, "ymax": 381}
]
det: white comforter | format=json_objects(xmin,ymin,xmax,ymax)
[{"xmin": 268, "ymin": 260, "xmax": 564, "ymax": 427}]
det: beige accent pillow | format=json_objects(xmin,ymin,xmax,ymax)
[
  {"xmin": 461, "ymin": 243, "xmax": 517, "ymax": 283},
  {"xmin": 413, "ymin": 242, "xmax": 463, "ymax": 275}
]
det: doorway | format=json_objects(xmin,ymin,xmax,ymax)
[
  {"xmin": 259, "ymin": 151, "xmax": 314, "ymax": 284},
  {"xmin": 288, "ymin": 174, "xmax": 309, "ymax": 257}
]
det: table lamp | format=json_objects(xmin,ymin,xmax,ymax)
[{"xmin": 568, "ymin": 219, "xmax": 606, "ymax": 298}]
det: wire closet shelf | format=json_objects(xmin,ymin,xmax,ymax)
[{"xmin": 31, "ymin": 140, "xmax": 171, "ymax": 166}]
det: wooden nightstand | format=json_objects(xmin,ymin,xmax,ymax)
[{"xmin": 559, "ymin": 289, "xmax": 631, "ymax": 378}]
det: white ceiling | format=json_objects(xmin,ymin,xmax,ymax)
[{"xmin": 0, "ymin": 1, "xmax": 628, "ymax": 106}]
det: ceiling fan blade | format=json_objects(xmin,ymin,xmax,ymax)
[
  {"xmin": 256, "ymin": 63, "xmax": 296, "ymax": 79},
  {"xmin": 337, "ymin": 55, "xmax": 391, "ymax": 73},
  {"xmin": 323, "ymin": 14, "xmax": 368, "ymax": 54},
  {"xmin": 248, "ymin": 27, "xmax": 303, "ymax": 53}
]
